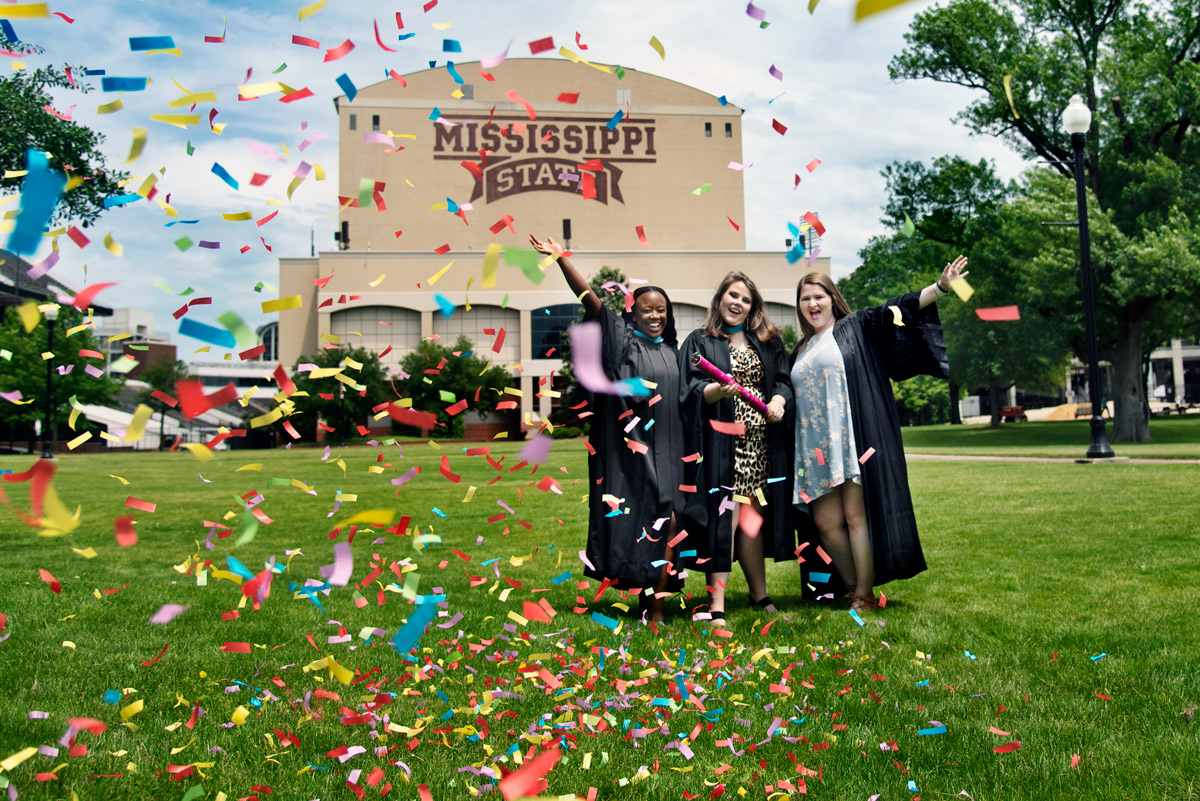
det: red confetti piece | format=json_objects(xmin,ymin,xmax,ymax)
[
  {"xmin": 292, "ymin": 35, "xmax": 320, "ymax": 48},
  {"xmin": 274, "ymin": 364, "xmax": 296, "ymax": 395},
  {"xmin": 581, "ymin": 172, "xmax": 597, "ymax": 200},
  {"xmin": 125, "ymin": 497, "xmax": 156, "ymax": 513},
  {"xmin": 499, "ymin": 746, "xmax": 561, "ymax": 800},
  {"xmin": 557, "ymin": 92, "xmax": 579, "ymax": 104},
  {"xmin": 141, "ymin": 642, "xmax": 169, "ymax": 666},
  {"xmin": 815, "ymin": 447, "xmax": 825, "ymax": 466},
  {"xmin": 993, "ymin": 740, "xmax": 1022, "ymax": 754},
  {"xmin": 68, "ymin": 717, "xmax": 107, "ymax": 734},
  {"xmin": 445, "ymin": 399, "xmax": 468, "ymax": 416},
  {"xmin": 66, "ymin": 226, "xmax": 90, "ymax": 248},
  {"xmin": 176, "ymin": 379, "xmax": 239, "ymax": 420},
  {"xmin": 1070, "ymin": 754, "xmax": 1081, "ymax": 769},
  {"xmin": 53, "ymin": 11, "xmax": 74, "ymax": 22},
  {"xmin": 439, "ymin": 455, "xmax": 462, "ymax": 483},
  {"xmin": 804, "ymin": 211, "xmax": 826, "ymax": 236},
  {"xmin": 806, "ymin": 158, "xmax": 822, "ymax": 172},
  {"xmin": 635, "ymin": 225, "xmax": 651, "ymax": 246},
  {"xmin": 772, "ymin": 119, "xmax": 788, "ymax": 135},
  {"xmin": 221, "ymin": 641, "xmax": 252, "ymax": 653},
  {"xmin": 489, "ymin": 214, "xmax": 515, "ymax": 234},
  {"xmin": 575, "ymin": 31, "xmax": 588, "ymax": 50},
  {"xmin": 491, "ymin": 328, "xmax": 507, "ymax": 353},
  {"xmin": 71, "ymin": 281, "xmax": 117, "ymax": 311},
  {"xmin": 434, "ymin": 243, "xmax": 451, "ymax": 255},
  {"xmin": 975, "ymin": 305, "xmax": 1021, "ymax": 321},
  {"xmin": 38, "ymin": 568, "xmax": 61, "ymax": 594},
  {"xmin": 280, "ymin": 87, "xmax": 314, "ymax": 103},
  {"xmin": 815, "ymin": 545, "xmax": 832, "ymax": 564},
  {"xmin": 239, "ymin": 345, "xmax": 267, "ymax": 361},
  {"xmin": 373, "ymin": 19, "xmax": 397, "ymax": 52},
  {"xmin": 727, "ymin": 216, "xmax": 740, "ymax": 231},
  {"xmin": 423, "ymin": 0, "xmax": 437, "ymax": 11},
  {"xmin": 709, "ymin": 420, "xmax": 745, "ymax": 436},
  {"xmin": 528, "ymin": 36, "xmax": 555, "ymax": 54},
  {"xmin": 504, "ymin": 89, "xmax": 536, "ymax": 120},
  {"xmin": 794, "ymin": 174, "xmax": 801, "ymax": 189},
  {"xmin": 114, "ymin": 515, "xmax": 138, "ymax": 547},
  {"xmin": 388, "ymin": 405, "xmax": 437, "ymax": 430},
  {"xmin": 256, "ymin": 210, "xmax": 278, "ymax": 227},
  {"xmin": 1096, "ymin": 693, "xmax": 1112, "ymax": 700}
]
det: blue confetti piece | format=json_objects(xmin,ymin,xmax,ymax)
[
  {"xmin": 717, "ymin": 95, "xmax": 728, "ymax": 106},
  {"xmin": 226, "ymin": 556, "xmax": 255, "ymax": 579},
  {"xmin": 446, "ymin": 196, "xmax": 459, "ymax": 213},
  {"xmin": 785, "ymin": 242, "xmax": 806, "ymax": 264},
  {"xmin": 129, "ymin": 36, "xmax": 176, "ymax": 51},
  {"xmin": 679, "ymin": 549, "xmax": 696, "ymax": 558},
  {"xmin": 787, "ymin": 221, "xmax": 801, "ymax": 238},
  {"xmin": 429, "ymin": 107, "xmax": 441, "ymax": 122},
  {"xmin": 445, "ymin": 61, "xmax": 464, "ymax": 84},
  {"xmin": 964, "ymin": 650, "xmax": 977, "ymax": 660},
  {"xmin": 606, "ymin": 109, "xmax": 624, "ymax": 130},
  {"xmin": 849, "ymin": 608, "xmax": 865, "ymax": 626},
  {"xmin": 612, "ymin": 377, "xmax": 651, "ymax": 397},
  {"xmin": 442, "ymin": 39, "xmax": 461, "ymax": 52},
  {"xmin": 915, "ymin": 679, "xmax": 930, "ymax": 687},
  {"xmin": 7, "ymin": 150, "xmax": 65, "ymax": 255},
  {"xmin": 907, "ymin": 780, "xmax": 920, "ymax": 792},
  {"xmin": 809, "ymin": 572, "xmax": 831, "ymax": 583},
  {"xmin": 440, "ymin": 709, "xmax": 454, "ymax": 721},
  {"xmin": 391, "ymin": 600, "xmax": 438, "ymax": 657},
  {"xmin": 431, "ymin": 507, "xmax": 447, "ymax": 518},
  {"xmin": 336, "ymin": 73, "xmax": 357, "ymax": 103},
  {"xmin": 0, "ymin": 20, "xmax": 18, "ymax": 43},
  {"xmin": 917, "ymin": 725, "xmax": 947, "ymax": 735},
  {"xmin": 433, "ymin": 292, "xmax": 455, "ymax": 317},
  {"xmin": 591, "ymin": 611, "xmax": 619, "ymax": 630},
  {"xmin": 100, "ymin": 76, "xmax": 148, "ymax": 92},
  {"xmin": 427, "ymin": 60, "xmax": 438, "ymax": 68},
  {"xmin": 1091, "ymin": 653, "xmax": 1107, "ymax": 661},
  {"xmin": 211, "ymin": 162, "xmax": 238, "ymax": 190},
  {"xmin": 83, "ymin": 68, "xmax": 106, "ymax": 76},
  {"xmin": 414, "ymin": 594, "xmax": 446, "ymax": 605},
  {"xmin": 398, "ymin": 32, "xmax": 416, "ymax": 41},
  {"xmin": 550, "ymin": 571, "xmax": 572, "ymax": 584},
  {"xmin": 103, "ymin": 690, "xmax": 121, "ymax": 704},
  {"xmin": 179, "ymin": 318, "xmax": 238, "ymax": 348},
  {"xmin": 480, "ymin": 558, "xmax": 500, "ymax": 567},
  {"xmin": 676, "ymin": 674, "xmax": 689, "ymax": 701},
  {"xmin": 643, "ymin": 418, "xmax": 655, "ymax": 431},
  {"xmin": 102, "ymin": 194, "xmax": 141, "ymax": 208}
]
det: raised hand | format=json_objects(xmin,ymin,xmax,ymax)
[
  {"xmin": 528, "ymin": 233, "xmax": 561, "ymax": 255},
  {"xmin": 938, "ymin": 255, "xmax": 969, "ymax": 291}
]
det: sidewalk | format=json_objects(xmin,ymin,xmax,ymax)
[{"xmin": 907, "ymin": 453, "xmax": 1198, "ymax": 465}]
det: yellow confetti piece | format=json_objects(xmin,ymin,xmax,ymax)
[
  {"xmin": 184, "ymin": 443, "xmax": 214, "ymax": 462},
  {"xmin": 136, "ymin": 174, "xmax": 157, "ymax": 199},
  {"xmin": 71, "ymin": 547, "xmax": 97, "ymax": 559},
  {"xmin": 428, "ymin": 261, "xmax": 453, "ymax": 285},
  {"xmin": 231, "ymin": 706, "xmax": 249, "ymax": 726},
  {"xmin": 1003, "ymin": 74, "xmax": 1021, "ymax": 120},
  {"xmin": 297, "ymin": 0, "xmax": 326, "ymax": 20},
  {"xmin": 235, "ymin": 463, "xmax": 263, "ymax": 472},
  {"xmin": 343, "ymin": 357, "xmax": 362, "ymax": 370},
  {"xmin": 482, "ymin": 243, "xmax": 501, "ymax": 287},
  {"xmin": 250, "ymin": 407, "xmax": 283, "ymax": 427},
  {"xmin": 109, "ymin": 474, "xmax": 130, "ymax": 485},
  {"xmin": 147, "ymin": 48, "xmax": 183, "ymax": 57},
  {"xmin": 854, "ymin": 0, "xmax": 918, "ymax": 21},
  {"xmin": 1, "ymin": 4, "xmax": 49, "ymax": 18},
  {"xmin": 119, "ymin": 699, "xmax": 144, "ymax": 721},
  {"xmin": 237, "ymin": 82, "xmax": 284, "ymax": 99},
  {"xmin": 314, "ymin": 163, "xmax": 326, "ymax": 180},
  {"xmin": 431, "ymin": 21, "xmax": 454, "ymax": 29},
  {"xmin": 261, "ymin": 295, "xmax": 303, "ymax": 313},
  {"xmin": 125, "ymin": 128, "xmax": 147, "ymax": 164},
  {"xmin": 104, "ymin": 232, "xmax": 124, "ymax": 257},
  {"xmin": 66, "ymin": 431, "xmax": 92, "ymax": 450},
  {"xmin": 150, "ymin": 114, "xmax": 201, "ymax": 129},
  {"xmin": 648, "ymin": 35, "xmax": 666, "ymax": 60},
  {"xmin": 62, "ymin": 640, "xmax": 76, "ymax": 649},
  {"xmin": 808, "ymin": 0, "xmax": 821, "ymax": 12},
  {"xmin": 168, "ymin": 91, "xmax": 218, "ymax": 109},
  {"xmin": 461, "ymin": 486, "xmax": 477, "ymax": 503},
  {"xmin": 889, "ymin": 305, "xmax": 904, "ymax": 327},
  {"xmin": 222, "ymin": 211, "xmax": 254, "ymax": 221},
  {"xmin": 16, "ymin": 300, "xmax": 40, "ymax": 333},
  {"xmin": 368, "ymin": 274, "xmax": 386, "ymax": 287},
  {"xmin": 949, "ymin": 276, "xmax": 975, "ymax": 302},
  {"xmin": 0, "ymin": 747, "xmax": 39, "ymax": 772},
  {"xmin": 341, "ymin": 509, "xmax": 395, "ymax": 527}
]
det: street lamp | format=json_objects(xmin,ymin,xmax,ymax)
[
  {"xmin": 42, "ymin": 305, "xmax": 59, "ymax": 459},
  {"xmin": 1062, "ymin": 94, "xmax": 1115, "ymax": 459}
]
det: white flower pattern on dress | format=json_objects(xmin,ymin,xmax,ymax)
[{"xmin": 790, "ymin": 329, "xmax": 860, "ymax": 504}]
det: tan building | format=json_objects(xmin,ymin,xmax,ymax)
[{"xmin": 278, "ymin": 59, "xmax": 829, "ymax": 428}]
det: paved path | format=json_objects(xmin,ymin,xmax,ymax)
[{"xmin": 907, "ymin": 453, "xmax": 1198, "ymax": 465}]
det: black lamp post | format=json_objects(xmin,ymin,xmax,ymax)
[
  {"xmin": 42, "ymin": 305, "xmax": 59, "ymax": 459},
  {"xmin": 1062, "ymin": 95, "xmax": 1114, "ymax": 459}
]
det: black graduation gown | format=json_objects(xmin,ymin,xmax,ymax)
[
  {"xmin": 786, "ymin": 291, "xmax": 948, "ymax": 586},
  {"xmin": 580, "ymin": 306, "xmax": 695, "ymax": 588},
  {"xmin": 679, "ymin": 329, "xmax": 796, "ymax": 573}
]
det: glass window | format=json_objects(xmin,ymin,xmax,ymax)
[
  {"xmin": 704, "ymin": 122, "xmax": 712, "ymax": 138},
  {"xmin": 764, "ymin": 302, "xmax": 795, "ymax": 330},
  {"xmin": 725, "ymin": 122, "xmax": 733, "ymax": 139},
  {"xmin": 348, "ymin": 114, "xmax": 357, "ymax": 131},
  {"xmin": 461, "ymin": 84, "xmax": 475, "ymax": 100},
  {"xmin": 330, "ymin": 306, "xmax": 421, "ymax": 370},
  {"xmin": 372, "ymin": 114, "xmax": 380, "ymax": 132},
  {"xmin": 431, "ymin": 305, "xmax": 520, "ymax": 365},
  {"xmin": 531, "ymin": 304, "xmax": 581, "ymax": 359},
  {"xmin": 616, "ymin": 88, "xmax": 631, "ymax": 105}
]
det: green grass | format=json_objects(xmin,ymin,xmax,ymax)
[
  {"xmin": 0, "ymin": 444, "xmax": 1197, "ymax": 800},
  {"xmin": 902, "ymin": 416, "xmax": 1200, "ymax": 460}
]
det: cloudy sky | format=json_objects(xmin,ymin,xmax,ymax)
[{"xmin": 5, "ymin": 0, "xmax": 1031, "ymax": 356}]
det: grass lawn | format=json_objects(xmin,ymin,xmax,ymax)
[
  {"xmin": 902, "ymin": 415, "xmax": 1200, "ymax": 460},
  {"xmin": 0, "ymin": 441, "xmax": 1197, "ymax": 800}
]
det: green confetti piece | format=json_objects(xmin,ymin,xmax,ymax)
[
  {"xmin": 614, "ymin": 65, "xmax": 625, "ymax": 81},
  {"xmin": 181, "ymin": 785, "xmax": 206, "ymax": 801},
  {"xmin": 174, "ymin": 237, "xmax": 193, "ymax": 252},
  {"xmin": 438, "ymin": 390, "xmax": 456, "ymax": 403},
  {"xmin": 253, "ymin": 281, "xmax": 266, "ymax": 292},
  {"xmin": 235, "ymin": 509, "xmax": 258, "ymax": 547},
  {"xmin": 901, "ymin": 212, "xmax": 916, "ymax": 238},
  {"xmin": 502, "ymin": 246, "xmax": 547, "ymax": 285},
  {"xmin": 110, "ymin": 357, "xmax": 140, "ymax": 374},
  {"xmin": 691, "ymin": 183, "xmax": 712, "ymax": 196},
  {"xmin": 501, "ymin": 294, "xmax": 510, "ymax": 308},
  {"xmin": 217, "ymin": 310, "xmax": 256, "ymax": 348},
  {"xmin": 760, "ymin": 20, "xmax": 771, "ymax": 28},
  {"xmin": 358, "ymin": 177, "xmax": 375, "ymax": 207},
  {"xmin": 152, "ymin": 280, "xmax": 195, "ymax": 296},
  {"xmin": 128, "ymin": 344, "xmax": 150, "ymax": 351},
  {"xmin": 185, "ymin": 140, "xmax": 194, "ymax": 156},
  {"xmin": 272, "ymin": 62, "xmax": 287, "ymax": 74}
]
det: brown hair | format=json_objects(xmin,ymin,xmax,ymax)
[
  {"xmin": 701, "ymin": 272, "xmax": 780, "ymax": 342},
  {"xmin": 794, "ymin": 272, "xmax": 852, "ymax": 346}
]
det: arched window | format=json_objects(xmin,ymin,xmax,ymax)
[
  {"xmin": 432, "ymin": 305, "xmax": 520, "ymax": 365},
  {"xmin": 531, "ymin": 304, "xmax": 580, "ymax": 359},
  {"xmin": 330, "ymin": 306, "xmax": 421, "ymax": 366}
]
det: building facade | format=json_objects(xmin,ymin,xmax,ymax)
[{"xmin": 278, "ymin": 60, "xmax": 829, "ymax": 427}]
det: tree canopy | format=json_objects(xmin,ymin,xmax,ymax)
[
  {"xmin": 890, "ymin": 0, "xmax": 1200, "ymax": 440},
  {"xmin": 0, "ymin": 45, "xmax": 127, "ymax": 227},
  {"xmin": 392, "ymin": 335, "xmax": 514, "ymax": 438},
  {"xmin": 134, "ymin": 357, "xmax": 193, "ymax": 445},
  {"xmin": 289, "ymin": 347, "xmax": 391, "ymax": 442}
]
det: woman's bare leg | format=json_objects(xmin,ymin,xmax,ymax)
[
  {"xmin": 840, "ymin": 481, "xmax": 874, "ymax": 600},
  {"xmin": 810, "ymin": 486, "xmax": 856, "ymax": 592},
  {"xmin": 735, "ymin": 499, "xmax": 776, "ymax": 613}
]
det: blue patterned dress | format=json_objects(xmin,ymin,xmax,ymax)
[{"xmin": 790, "ymin": 328, "xmax": 860, "ymax": 504}]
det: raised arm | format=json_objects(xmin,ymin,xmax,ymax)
[
  {"xmin": 919, "ymin": 255, "xmax": 969, "ymax": 309},
  {"xmin": 529, "ymin": 233, "xmax": 602, "ymax": 319}
]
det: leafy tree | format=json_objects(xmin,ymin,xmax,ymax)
[
  {"xmin": 0, "ymin": 304, "xmax": 122, "ymax": 446},
  {"xmin": 134, "ymin": 357, "xmax": 192, "ymax": 446},
  {"xmin": 779, "ymin": 324, "xmax": 799, "ymax": 355},
  {"xmin": 890, "ymin": 0, "xmax": 1200, "ymax": 441},
  {"xmin": 392, "ymin": 335, "xmax": 514, "ymax": 439},
  {"xmin": 289, "ymin": 346, "xmax": 390, "ymax": 443},
  {"xmin": 0, "ymin": 43, "xmax": 127, "ymax": 226}
]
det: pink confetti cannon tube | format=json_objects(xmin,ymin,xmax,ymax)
[{"xmin": 691, "ymin": 353, "xmax": 768, "ymax": 415}]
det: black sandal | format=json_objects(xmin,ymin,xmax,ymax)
[{"xmin": 750, "ymin": 595, "xmax": 776, "ymax": 611}]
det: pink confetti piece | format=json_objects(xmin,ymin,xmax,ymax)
[
  {"xmin": 504, "ymin": 89, "xmax": 536, "ymax": 120},
  {"xmin": 481, "ymin": 38, "xmax": 513, "ymax": 69},
  {"xmin": 769, "ymin": 64, "xmax": 783, "ymax": 81},
  {"xmin": 298, "ymin": 133, "xmax": 328, "ymax": 151},
  {"xmin": 746, "ymin": 1, "xmax": 767, "ymax": 20},
  {"xmin": 320, "ymin": 541, "xmax": 353, "ymax": 587},
  {"xmin": 806, "ymin": 158, "xmax": 822, "ymax": 173},
  {"xmin": 149, "ymin": 604, "xmax": 189, "ymax": 624},
  {"xmin": 858, "ymin": 447, "xmax": 876, "ymax": 464},
  {"xmin": 635, "ymin": 225, "xmax": 651, "ymax": 246},
  {"xmin": 363, "ymin": 132, "xmax": 395, "ymax": 146}
]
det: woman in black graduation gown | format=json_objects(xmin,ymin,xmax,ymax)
[
  {"xmin": 787, "ymin": 258, "xmax": 967, "ymax": 613},
  {"xmin": 680, "ymin": 272, "xmax": 793, "ymax": 625},
  {"xmin": 529, "ymin": 233, "xmax": 696, "ymax": 624}
]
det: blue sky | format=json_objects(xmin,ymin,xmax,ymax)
[{"xmin": 5, "ymin": 0, "xmax": 1030, "ymax": 357}]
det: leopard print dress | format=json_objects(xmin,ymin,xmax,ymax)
[{"xmin": 730, "ymin": 345, "xmax": 769, "ymax": 496}]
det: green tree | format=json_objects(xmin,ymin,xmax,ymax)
[
  {"xmin": 0, "ymin": 304, "xmax": 121, "ymax": 447},
  {"xmin": 134, "ymin": 357, "xmax": 193, "ymax": 447},
  {"xmin": 890, "ymin": 0, "xmax": 1200, "ymax": 441},
  {"xmin": 0, "ymin": 44, "xmax": 127, "ymax": 226},
  {"xmin": 289, "ymin": 347, "xmax": 390, "ymax": 443},
  {"xmin": 392, "ymin": 335, "xmax": 514, "ymax": 439}
]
